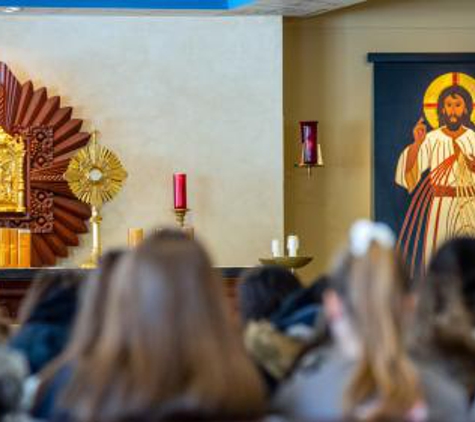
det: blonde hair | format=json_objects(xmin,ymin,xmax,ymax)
[
  {"xmin": 332, "ymin": 242, "xmax": 423, "ymax": 420},
  {"xmin": 62, "ymin": 230, "xmax": 266, "ymax": 422}
]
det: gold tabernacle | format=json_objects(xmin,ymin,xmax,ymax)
[{"xmin": 0, "ymin": 127, "xmax": 25, "ymax": 213}]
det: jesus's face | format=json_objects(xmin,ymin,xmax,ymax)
[{"xmin": 442, "ymin": 94, "xmax": 467, "ymax": 131}]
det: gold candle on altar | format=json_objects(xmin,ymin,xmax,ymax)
[
  {"xmin": 0, "ymin": 229, "xmax": 9, "ymax": 267},
  {"xmin": 128, "ymin": 228, "xmax": 144, "ymax": 248},
  {"xmin": 18, "ymin": 229, "xmax": 31, "ymax": 268},
  {"xmin": 9, "ymin": 229, "xmax": 18, "ymax": 268}
]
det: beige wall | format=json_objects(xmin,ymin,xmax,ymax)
[
  {"xmin": 284, "ymin": 0, "xmax": 475, "ymax": 281},
  {"xmin": 0, "ymin": 15, "xmax": 283, "ymax": 267}
]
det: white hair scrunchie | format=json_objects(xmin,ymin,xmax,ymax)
[{"xmin": 349, "ymin": 219, "xmax": 396, "ymax": 257}]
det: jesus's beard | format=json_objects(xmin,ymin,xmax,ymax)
[{"xmin": 445, "ymin": 115, "xmax": 464, "ymax": 131}]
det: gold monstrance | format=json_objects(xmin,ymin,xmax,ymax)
[{"xmin": 64, "ymin": 131, "xmax": 127, "ymax": 268}]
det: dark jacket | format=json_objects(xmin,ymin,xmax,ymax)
[
  {"xmin": 270, "ymin": 278, "xmax": 328, "ymax": 335},
  {"xmin": 9, "ymin": 283, "xmax": 79, "ymax": 374}
]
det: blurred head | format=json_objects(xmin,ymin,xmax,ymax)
[
  {"xmin": 238, "ymin": 265, "xmax": 302, "ymax": 322},
  {"xmin": 36, "ymin": 249, "xmax": 126, "ymax": 403},
  {"xmin": 328, "ymin": 220, "xmax": 421, "ymax": 419},
  {"xmin": 67, "ymin": 249, "xmax": 126, "ymax": 360},
  {"xmin": 19, "ymin": 269, "xmax": 84, "ymax": 326},
  {"xmin": 427, "ymin": 237, "xmax": 475, "ymax": 322},
  {"xmin": 63, "ymin": 229, "xmax": 265, "ymax": 422},
  {"xmin": 11, "ymin": 270, "xmax": 85, "ymax": 374},
  {"xmin": 412, "ymin": 237, "xmax": 475, "ymax": 395}
]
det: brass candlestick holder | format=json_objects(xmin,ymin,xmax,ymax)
[
  {"xmin": 82, "ymin": 205, "xmax": 103, "ymax": 269},
  {"xmin": 295, "ymin": 145, "xmax": 324, "ymax": 177},
  {"xmin": 174, "ymin": 208, "xmax": 190, "ymax": 229}
]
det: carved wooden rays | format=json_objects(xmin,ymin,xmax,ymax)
[{"xmin": 0, "ymin": 62, "xmax": 91, "ymax": 266}]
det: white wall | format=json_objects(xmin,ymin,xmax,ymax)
[{"xmin": 0, "ymin": 14, "xmax": 283, "ymax": 267}]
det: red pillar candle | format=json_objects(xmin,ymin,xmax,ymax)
[
  {"xmin": 300, "ymin": 121, "xmax": 318, "ymax": 165},
  {"xmin": 173, "ymin": 173, "xmax": 187, "ymax": 209}
]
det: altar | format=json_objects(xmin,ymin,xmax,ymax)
[
  {"xmin": 0, "ymin": 62, "xmax": 258, "ymax": 321},
  {"xmin": 0, "ymin": 267, "xmax": 246, "ymax": 319}
]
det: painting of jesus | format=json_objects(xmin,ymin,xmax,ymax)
[
  {"xmin": 396, "ymin": 73, "xmax": 475, "ymax": 270},
  {"xmin": 370, "ymin": 54, "xmax": 475, "ymax": 275}
]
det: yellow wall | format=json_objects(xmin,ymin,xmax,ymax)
[
  {"xmin": 0, "ymin": 15, "xmax": 283, "ymax": 267},
  {"xmin": 284, "ymin": 0, "xmax": 475, "ymax": 281}
]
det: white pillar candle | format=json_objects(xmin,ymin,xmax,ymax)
[
  {"xmin": 271, "ymin": 239, "xmax": 282, "ymax": 257},
  {"xmin": 287, "ymin": 235, "xmax": 299, "ymax": 257}
]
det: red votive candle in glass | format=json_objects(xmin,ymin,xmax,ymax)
[
  {"xmin": 173, "ymin": 173, "xmax": 187, "ymax": 209},
  {"xmin": 300, "ymin": 121, "xmax": 318, "ymax": 165}
]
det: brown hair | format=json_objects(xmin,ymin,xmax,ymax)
[
  {"xmin": 238, "ymin": 265, "xmax": 302, "ymax": 322},
  {"xmin": 35, "ymin": 249, "xmax": 126, "ymax": 408},
  {"xmin": 61, "ymin": 230, "xmax": 266, "ymax": 422},
  {"xmin": 0, "ymin": 310, "xmax": 11, "ymax": 343},
  {"xmin": 64, "ymin": 249, "xmax": 126, "ymax": 360},
  {"xmin": 331, "ymin": 242, "xmax": 422, "ymax": 420},
  {"xmin": 411, "ymin": 237, "xmax": 475, "ymax": 397},
  {"xmin": 18, "ymin": 269, "xmax": 84, "ymax": 325}
]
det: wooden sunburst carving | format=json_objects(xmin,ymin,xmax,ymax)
[{"xmin": 0, "ymin": 62, "xmax": 91, "ymax": 267}]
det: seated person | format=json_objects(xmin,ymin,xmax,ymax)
[
  {"xmin": 273, "ymin": 220, "xmax": 468, "ymax": 421},
  {"xmin": 31, "ymin": 249, "xmax": 125, "ymax": 420},
  {"xmin": 9, "ymin": 270, "xmax": 84, "ymax": 374},
  {"xmin": 240, "ymin": 267, "xmax": 327, "ymax": 392},
  {"xmin": 411, "ymin": 237, "xmax": 475, "ymax": 402},
  {"xmin": 51, "ymin": 230, "xmax": 266, "ymax": 422}
]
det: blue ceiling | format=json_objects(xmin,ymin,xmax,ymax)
[{"xmin": 0, "ymin": 0, "xmax": 255, "ymax": 9}]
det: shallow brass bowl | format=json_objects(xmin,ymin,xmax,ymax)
[{"xmin": 259, "ymin": 256, "xmax": 313, "ymax": 270}]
